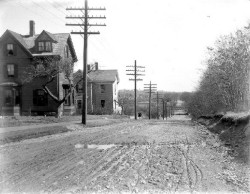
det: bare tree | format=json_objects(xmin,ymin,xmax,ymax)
[
  {"xmin": 188, "ymin": 28, "xmax": 250, "ymax": 117},
  {"xmin": 23, "ymin": 56, "xmax": 79, "ymax": 117}
]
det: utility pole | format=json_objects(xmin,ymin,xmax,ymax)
[
  {"xmin": 162, "ymin": 99, "xmax": 165, "ymax": 120},
  {"xmin": 144, "ymin": 81, "xmax": 157, "ymax": 119},
  {"xmin": 66, "ymin": 0, "xmax": 106, "ymax": 124},
  {"xmin": 126, "ymin": 60, "xmax": 145, "ymax": 120},
  {"xmin": 165, "ymin": 101, "xmax": 168, "ymax": 119},
  {"xmin": 157, "ymin": 92, "xmax": 159, "ymax": 119},
  {"xmin": 152, "ymin": 92, "xmax": 163, "ymax": 119}
]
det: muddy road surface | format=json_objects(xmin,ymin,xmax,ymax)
[{"xmin": 0, "ymin": 115, "xmax": 249, "ymax": 193}]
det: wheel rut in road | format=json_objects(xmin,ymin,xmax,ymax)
[{"xmin": 0, "ymin": 116, "xmax": 248, "ymax": 193}]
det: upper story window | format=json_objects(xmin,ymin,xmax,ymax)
[
  {"xmin": 100, "ymin": 84, "xmax": 105, "ymax": 93},
  {"xmin": 38, "ymin": 42, "xmax": 44, "ymax": 51},
  {"xmin": 7, "ymin": 43, "xmax": 15, "ymax": 56},
  {"xmin": 38, "ymin": 41, "xmax": 52, "ymax": 52},
  {"xmin": 45, "ymin": 41, "xmax": 51, "ymax": 51},
  {"xmin": 64, "ymin": 45, "xmax": 69, "ymax": 58},
  {"xmin": 7, "ymin": 64, "xmax": 15, "ymax": 77}
]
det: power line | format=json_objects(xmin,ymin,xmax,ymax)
[
  {"xmin": 66, "ymin": 0, "xmax": 106, "ymax": 125},
  {"xmin": 13, "ymin": 1, "xmax": 62, "ymax": 28},
  {"xmin": 30, "ymin": 0, "xmax": 65, "ymax": 25},
  {"xmin": 126, "ymin": 60, "xmax": 145, "ymax": 120},
  {"xmin": 144, "ymin": 81, "xmax": 157, "ymax": 119}
]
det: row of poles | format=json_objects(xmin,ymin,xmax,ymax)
[
  {"xmin": 126, "ymin": 60, "xmax": 174, "ymax": 120},
  {"xmin": 66, "ymin": 0, "xmax": 174, "ymax": 123}
]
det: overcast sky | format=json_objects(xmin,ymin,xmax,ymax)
[{"xmin": 1, "ymin": 0, "xmax": 250, "ymax": 91}]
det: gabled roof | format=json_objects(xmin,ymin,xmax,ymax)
[
  {"xmin": 73, "ymin": 69, "xmax": 92, "ymax": 83},
  {"xmin": 0, "ymin": 30, "xmax": 77, "ymax": 62},
  {"xmin": 1, "ymin": 30, "xmax": 33, "ymax": 57},
  {"xmin": 88, "ymin": 70, "xmax": 119, "ymax": 83},
  {"xmin": 36, "ymin": 30, "xmax": 58, "ymax": 43},
  {"xmin": 73, "ymin": 69, "xmax": 119, "ymax": 86}
]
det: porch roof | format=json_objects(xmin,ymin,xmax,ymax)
[{"xmin": 0, "ymin": 82, "xmax": 20, "ymax": 87}]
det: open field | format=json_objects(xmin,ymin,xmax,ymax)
[{"xmin": 0, "ymin": 115, "xmax": 249, "ymax": 193}]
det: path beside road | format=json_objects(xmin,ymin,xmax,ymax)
[{"xmin": 0, "ymin": 120, "xmax": 79, "ymax": 134}]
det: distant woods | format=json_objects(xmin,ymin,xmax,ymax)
[
  {"xmin": 185, "ymin": 27, "xmax": 250, "ymax": 118},
  {"xmin": 118, "ymin": 90, "xmax": 179, "ymax": 118}
]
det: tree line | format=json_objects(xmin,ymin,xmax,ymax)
[
  {"xmin": 182, "ymin": 27, "xmax": 250, "ymax": 118},
  {"xmin": 118, "ymin": 90, "xmax": 180, "ymax": 118}
]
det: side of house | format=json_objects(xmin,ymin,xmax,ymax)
[
  {"xmin": 74, "ymin": 64, "xmax": 121, "ymax": 114},
  {"xmin": 0, "ymin": 20, "xmax": 77, "ymax": 116}
]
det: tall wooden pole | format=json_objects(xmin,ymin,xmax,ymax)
[
  {"xmin": 82, "ymin": 0, "xmax": 88, "ymax": 124},
  {"xmin": 157, "ymin": 92, "xmax": 159, "ymax": 119},
  {"xmin": 134, "ymin": 60, "xmax": 137, "ymax": 120},
  {"xmin": 162, "ymin": 100, "xmax": 165, "ymax": 120},
  {"xmin": 66, "ymin": 0, "xmax": 106, "ymax": 124},
  {"xmin": 126, "ymin": 60, "xmax": 145, "ymax": 120},
  {"xmin": 166, "ymin": 102, "xmax": 168, "ymax": 119},
  {"xmin": 149, "ymin": 81, "xmax": 151, "ymax": 119}
]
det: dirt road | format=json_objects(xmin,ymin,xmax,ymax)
[{"xmin": 0, "ymin": 115, "xmax": 249, "ymax": 193}]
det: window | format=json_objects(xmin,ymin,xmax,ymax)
[
  {"xmin": 101, "ymin": 100, "xmax": 105, "ymax": 108},
  {"xmin": 64, "ymin": 88, "xmax": 71, "ymax": 106},
  {"xmin": 100, "ymin": 84, "xmax": 105, "ymax": 93},
  {"xmin": 64, "ymin": 45, "xmax": 69, "ymax": 58},
  {"xmin": 38, "ymin": 42, "xmax": 44, "ymax": 51},
  {"xmin": 5, "ymin": 90, "xmax": 12, "ymax": 105},
  {"xmin": 7, "ymin": 44, "xmax": 14, "ymax": 56},
  {"xmin": 7, "ymin": 64, "xmax": 15, "ymax": 77},
  {"xmin": 45, "ymin": 41, "xmax": 51, "ymax": 51},
  {"xmin": 33, "ymin": 89, "xmax": 48, "ymax": 106}
]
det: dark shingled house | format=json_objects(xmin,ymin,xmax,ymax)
[{"xmin": 0, "ymin": 21, "xmax": 77, "ymax": 116}]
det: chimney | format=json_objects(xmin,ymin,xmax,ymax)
[
  {"xmin": 87, "ymin": 65, "xmax": 91, "ymax": 71},
  {"xmin": 29, "ymin": 20, "xmax": 35, "ymax": 36},
  {"xmin": 95, "ymin": 62, "xmax": 98, "ymax": 70}
]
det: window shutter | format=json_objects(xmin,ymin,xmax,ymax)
[
  {"xmin": 14, "ymin": 64, "xmax": 18, "ymax": 78},
  {"xmin": 13, "ymin": 44, "xmax": 17, "ymax": 56},
  {"xmin": 3, "ymin": 64, "xmax": 7, "ymax": 78},
  {"xmin": 4, "ymin": 44, "xmax": 7, "ymax": 56}
]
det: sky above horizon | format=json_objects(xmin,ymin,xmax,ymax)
[{"xmin": 1, "ymin": 0, "xmax": 250, "ymax": 91}]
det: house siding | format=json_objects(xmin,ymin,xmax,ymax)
[
  {"xmin": 92, "ymin": 82, "xmax": 114, "ymax": 114},
  {"xmin": 0, "ymin": 28, "xmax": 77, "ymax": 116},
  {"xmin": 0, "ymin": 36, "xmax": 32, "ymax": 115}
]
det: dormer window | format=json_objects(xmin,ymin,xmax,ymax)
[
  {"xmin": 45, "ymin": 41, "xmax": 51, "ymax": 51},
  {"xmin": 7, "ymin": 44, "xmax": 14, "ymax": 56},
  {"xmin": 38, "ymin": 42, "xmax": 44, "ymax": 51},
  {"xmin": 38, "ymin": 41, "xmax": 52, "ymax": 52}
]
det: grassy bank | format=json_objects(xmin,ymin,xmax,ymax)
[{"xmin": 197, "ymin": 112, "xmax": 250, "ymax": 164}]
